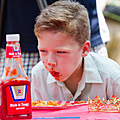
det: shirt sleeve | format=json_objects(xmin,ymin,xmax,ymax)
[
  {"xmin": 31, "ymin": 72, "xmax": 42, "ymax": 101},
  {"xmin": 107, "ymin": 74, "xmax": 120, "ymax": 99}
]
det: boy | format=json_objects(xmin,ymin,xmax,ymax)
[{"xmin": 32, "ymin": 0, "xmax": 120, "ymax": 101}]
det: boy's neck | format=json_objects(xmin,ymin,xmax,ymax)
[{"xmin": 64, "ymin": 58, "xmax": 84, "ymax": 96}]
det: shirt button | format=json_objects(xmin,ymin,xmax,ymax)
[{"xmin": 67, "ymin": 95, "xmax": 72, "ymax": 99}]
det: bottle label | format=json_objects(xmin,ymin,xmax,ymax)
[
  {"xmin": 6, "ymin": 44, "xmax": 21, "ymax": 58},
  {"xmin": 6, "ymin": 85, "xmax": 31, "ymax": 115}
]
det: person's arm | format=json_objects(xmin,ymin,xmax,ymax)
[
  {"xmin": 31, "ymin": 72, "xmax": 42, "ymax": 101},
  {"xmin": 107, "ymin": 75, "xmax": 120, "ymax": 99},
  {"xmin": 97, "ymin": 0, "xmax": 108, "ymax": 11},
  {"xmin": 113, "ymin": 77, "xmax": 120, "ymax": 98}
]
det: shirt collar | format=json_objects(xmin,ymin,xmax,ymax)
[{"xmin": 84, "ymin": 53, "xmax": 103, "ymax": 83}]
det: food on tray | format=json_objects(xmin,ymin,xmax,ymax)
[
  {"xmin": 88, "ymin": 94, "xmax": 120, "ymax": 112},
  {"xmin": 32, "ymin": 100, "xmax": 46, "ymax": 106},
  {"xmin": 32, "ymin": 100, "xmax": 86, "ymax": 107}
]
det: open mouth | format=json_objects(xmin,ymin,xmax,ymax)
[
  {"xmin": 49, "ymin": 70, "xmax": 62, "ymax": 81},
  {"xmin": 44, "ymin": 64, "xmax": 62, "ymax": 81},
  {"xmin": 49, "ymin": 71, "xmax": 59, "ymax": 77}
]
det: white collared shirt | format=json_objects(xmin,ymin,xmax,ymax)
[{"xmin": 31, "ymin": 52, "xmax": 120, "ymax": 101}]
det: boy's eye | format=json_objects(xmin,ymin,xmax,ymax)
[
  {"xmin": 57, "ymin": 51, "xmax": 67, "ymax": 53},
  {"xmin": 40, "ymin": 50, "xmax": 47, "ymax": 52}
]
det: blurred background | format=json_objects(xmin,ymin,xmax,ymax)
[{"xmin": 104, "ymin": 0, "xmax": 120, "ymax": 65}]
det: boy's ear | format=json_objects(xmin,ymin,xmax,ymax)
[{"xmin": 81, "ymin": 41, "xmax": 90, "ymax": 57}]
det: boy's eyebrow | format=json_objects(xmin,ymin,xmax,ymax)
[
  {"xmin": 55, "ymin": 47, "xmax": 71, "ymax": 51},
  {"xmin": 39, "ymin": 46, "xmax": 70, "ymax": 51}
]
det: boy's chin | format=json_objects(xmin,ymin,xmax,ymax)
[{"xmin": 54, "ymin": 77, "xmax": 66, "ymax": 82}]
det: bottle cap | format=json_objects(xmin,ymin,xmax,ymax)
[{"xmin": 6, "ymin": 34, "xmax": 20, "ymax": 42}]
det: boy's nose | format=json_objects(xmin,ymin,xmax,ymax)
[
  {"xmin": 48, "ymin": 62, "xmax": 56, "ymax": 66},
  {"xmin": 47, "ymin": 54, "xmax": 56, "ymax": 66}
]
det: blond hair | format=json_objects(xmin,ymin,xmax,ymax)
[{"xmin": 34, "ymin": 0, "xmax": 90, "ymax": 45}]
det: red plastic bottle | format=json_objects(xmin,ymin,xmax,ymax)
[{"xmin": 0, "ymin": 34, "xmax": 32, "ymax": 119}]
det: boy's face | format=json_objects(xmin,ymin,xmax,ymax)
[{"xmin": 38, "ymin": 31, "xmax": 84, "ymax": 82}]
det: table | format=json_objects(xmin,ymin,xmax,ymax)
[
  {"xmin": 32, "ymin": 104, "xmax": 120, "ymax": 120},
  {"xmin": 1, "ymin": 104, "xmax": 120, "ymax": 120}
]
